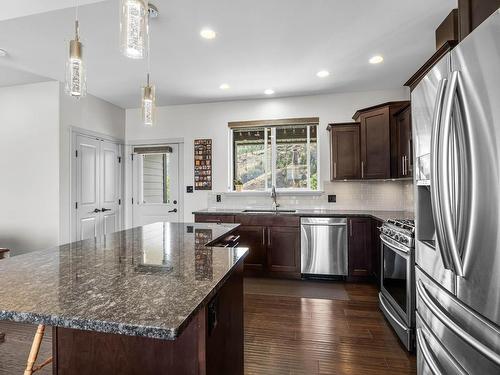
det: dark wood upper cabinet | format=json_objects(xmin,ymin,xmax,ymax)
[
  {"xmin": 395, "ymin": 104, "xmax": 413, "ymax": 178},
  {"xmin": 267, "ymin": 226, "xmax": 300, "ymax": 277},
  {"xmin": 348, "ymin": 217, "xmax": 373, "ymax": 278},
  {"xmin": 353, "ymin": 101, "xmax": 410, "ymax": 180},
  {"xmin": 458, "ymin": 0, "xmax": 500, "ymax": 40},
  {"xmin": 327, "ymin": 123, "xmax": 361, "ymax": 180}
]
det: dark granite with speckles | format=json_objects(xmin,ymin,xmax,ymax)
[{"xmin": 0, "ymin": 222, "xmax": 247, "ymax": 340}]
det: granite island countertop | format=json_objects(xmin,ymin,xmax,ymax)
[
  {"xmin": 193, "ymin": 208, "xmax": 414, "ymax": 222},
  {"xmin": 0, "ymin": 222, "xmax": 247, "ymax": 340}
]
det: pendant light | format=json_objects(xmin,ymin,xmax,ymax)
[
  {"xmin": 65, "ymin": 3, "xmax": 86, "ymax": 98},
  {"xmin": 141, "ymin": 4, "xmax": 157, "ymax": 126},
  {"xmin": 120, "ymin": 0, "xmax": 149, "ymax": 59},
  {"xmin": 142, "ymin": 73, "xmax": 155, "ymax": 126}
]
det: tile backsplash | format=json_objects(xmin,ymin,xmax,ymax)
[{"xmin": 207, "ymin": 180, "xmax": 414, "ymax": 212}]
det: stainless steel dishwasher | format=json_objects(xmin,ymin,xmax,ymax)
[{"xmin": 301, "ymin": 217, "xmax": 348, "ymax": 277}]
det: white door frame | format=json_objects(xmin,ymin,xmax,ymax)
[
  {"xmin": 70, "ymin": 127, "xmax": 125, "ymax": 242},
  {"xmin": 126, "ymin": 138, "xmax": 184, "ymax": 228}
]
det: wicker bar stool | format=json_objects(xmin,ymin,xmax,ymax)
[{"xmin": 0, "ymin": 248, "xmax": 9, "ymax": 344}]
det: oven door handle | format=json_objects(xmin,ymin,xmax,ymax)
[
  {"xmin": 380, "ymin": 234, "xmax": 411, "ymax": 256},
  {"xmin": 379, "ymin": 294, "xmax": 408, "ymax": 331}
]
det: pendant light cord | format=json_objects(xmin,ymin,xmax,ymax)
[
  {"xmin": 74, "ymin": 0, "xmax": 79, "ymax": 40},
  {"xmin": 147, "ymin": 12, "xmax": 151, "ymax": 82}
]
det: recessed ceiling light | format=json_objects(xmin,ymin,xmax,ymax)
[
  {"xmin": 219, "ymin": 83, "xmax": 230, "ymax": 90},
  {"xmin": 0, "ymin": 49, "xmax": 7, "ymax": 57},
  {"xmin": 369, "ymin": 55, "xmax": 384, "ymax": 64},
  {"xmin": 200, "ymin": 28, "xmax": 217, "ymax": 40},
  {"xmin": 264, "ymin": 89, "xmax": 275, "ymax": 95},
  {"xmin": 316, "ymin": 70, "xmax": 330, "ymax": 78}
]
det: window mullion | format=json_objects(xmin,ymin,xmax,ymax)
[
  {"xmin": 306, "ymin": 125, "xmax": 311, "ymax": 190},
  {"xmin": 271, "ymin": 127, "xmax": 277, "ymax": 189}
]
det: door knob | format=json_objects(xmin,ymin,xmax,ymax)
[
  {"xmin": 168, "ymin": 208, "xmax": 178, "ymax": 213},
  {"xmin": 101, "ymin": 208, "xmax": 111, "ymax": 212},
  {"xmin": 93, "ymin": 208, "xmax": 102, "ymax": 213}
]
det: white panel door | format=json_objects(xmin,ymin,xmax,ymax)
[
  {"xmin": 132, "ymin": 144, "xmax": 180, "ymax": 226},
  {"xmin": 100, "ymin": 140, "xmax": 120, "ymax": 235},
  {"xmin": 76, "ymin": 135, "xmax": 101, "ymax": 240}
]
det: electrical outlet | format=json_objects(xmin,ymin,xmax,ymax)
[
  {"xmin": 186, "ymin": 186, "xmax": 194, "ymax": 193},
  {"xmin": 216, "ymin": 194, "xmax": 221, "ymax": 202},
  {"xmin": 328, "ymin": 194, "xmax": 336, "ymax": 203}
]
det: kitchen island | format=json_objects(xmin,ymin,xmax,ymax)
[{"xmin": 0, "ymin": 222, "xmax": 247, "ymax": 375}]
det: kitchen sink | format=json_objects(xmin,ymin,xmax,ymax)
[{"xmin": 242, "ymin": 209, "xmax": 297, "ymax": 213}]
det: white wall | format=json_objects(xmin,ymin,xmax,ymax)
[
  {"xmin": 0, "ymin": 82, "xmax": 60, "ymax": 256},
  {"xmin": 126, "ymin": 88, "xmax": 410, "ymax": 223},
  {"xmin": 59, "ymin": 85, "xmax": 126, "ymax": 244}
]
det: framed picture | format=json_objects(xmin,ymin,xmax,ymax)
[{"xmin": 194, "ymin": 139, "xmax": 212, "ymax": 190}]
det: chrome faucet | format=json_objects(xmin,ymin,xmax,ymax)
[{"xmin": 271, "ymin": 185, "xmax": 280, "ymax": 211}]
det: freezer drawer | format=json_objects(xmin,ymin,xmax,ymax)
[
  {"xmin": 300, "ymin": 217, "xmax": 347, "ymax": 276},
  {"xmin": 416, "ymin": 267, "xmax": 500, "ymax": 374}
]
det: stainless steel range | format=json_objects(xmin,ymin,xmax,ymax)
[{"xmin": 379, "ymin": 218, "xmax": 415, "ymax": 351}]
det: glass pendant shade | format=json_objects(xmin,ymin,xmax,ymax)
[
  {"xmin": 65, "ymin": 21, "xmax": 86, "ymax": 98},
  {"xmin": 142, "ymin": 77, "xmax": 155, "ymax": 126},
  {"xmin": 120, "ymin": 0, "xmax": 149, "ymax": 59}
]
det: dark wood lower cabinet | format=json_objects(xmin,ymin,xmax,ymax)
[
  {"xmin": 267, "ymin": 226, "xmax": 300, "ymax": 278},
  {"xmin": 53, "ymin": 263, "xmax": 244, "ymax": 375},
  {"xmin": 195, "ymin": 214, "xmax": 300, "ymax": 279},
  {"xmin": 348, "ymin": 218, "xmax": 373, "ymax": 279},
  {"xmin": 195, "ymin": 213, "xmax": 383, "ymax": 284},
  {"xmin": 236, "ymin": 225, "xmax": 266, "ymax": 273}
]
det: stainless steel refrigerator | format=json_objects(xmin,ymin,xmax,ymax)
[{"xmin": 412, "ymin": 9, "xmax": 500, "ymax": 375}]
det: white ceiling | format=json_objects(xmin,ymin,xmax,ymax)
[
  {"xmin": 0, "ymin": 0, "xmax": 107, "ymax": 21},
  {"xmin": 0, "ymin": 0, "xmax": 456, "ymax": 108}
]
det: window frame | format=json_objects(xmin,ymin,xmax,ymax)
[{"xmin": 228, "ymin": 122, "xmax": 320, "ymax": 192}]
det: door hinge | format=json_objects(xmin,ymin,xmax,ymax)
[
  {"xmin": 75, "ymin": 202, "xmax": 78, "ymax": 209},
  {"xmin": 118, "ymin": 156, "xmax": 121, "ymax": 163},
  {"xmin": 132, "ymin": 197, "xmax": 134, "ymax": 204},
  {"xmin": 118, "ymin": 199, "xmax": 121, "ymax": 205},
  {"xmin": 75, "ymin": 150, "xmax": 78, "ymax": 158},
  {"xmin": 131, "ymin": 154, "xmax": 134, "ymax": 161}
]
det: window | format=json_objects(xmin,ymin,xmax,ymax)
[
  {"xmin": 142, "ymin": 153, "xmax": 170, "ymax": 203},
  {"xmin": 231, "ymin": 120, "xmax": 318, "ymax": 191},
  {"xmin": 134, "ymin": 145, "xmax": 174, "ymax": 204}
]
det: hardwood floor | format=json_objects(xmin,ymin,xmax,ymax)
[
  {"xmin": 0, "ymin": 279, "xmax": 416, "ymax": 375},
  {"xmin": 244, "ymin": 279, "xmax": 416, "ymax": 375}
]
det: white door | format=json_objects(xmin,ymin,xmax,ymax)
[
  {"xmin": 132, "ymin": 144, "xmax": 180, "ymax": 226},
  {"xmin": 75, "ymin": 135, "xmax": 122, "ymax": 241},
  {"xmin": 76, "ymin": 135, "xmax": 101, "ymax": 240},
  {"xmin": 100, "ymin": 140, "xmax": 121, "ymax": 235}
]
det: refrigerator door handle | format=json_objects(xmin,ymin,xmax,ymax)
[
  {"xmin": 439, "ymin": 71, "xmax": 465, "ymax": 277},
  {"xmin": 417, "ymin": 280, "xmax": 500, "ymax": 366},
  {"xmin": 430, "ymin": 77, "xmax": 456, "ymax": 272},
  {"xmin": 416, "ymin": 328, "xmax": 444, "ymax": 375}
]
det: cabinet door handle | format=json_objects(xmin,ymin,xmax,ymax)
[
  {"xmin": 262, "ymin": 228, "xmax": 266, "ymax": 246},
  {"xmin": 402, "ymin": 156, "xmax": 405, "ymax": 175},
  {"xmin": 350, "ymin": 220, "xmax": 353, "ymax": 236},
  {"xmin": 267, "ymin": 228, "xmax": 271, "ymax": 247},
  {"xmin": 333, "ymin": 162, "xmax": 337, "ymax": 179},
  {"xmin": 361, "ymin": 161, "xmax": 364, "ymax": 179}
]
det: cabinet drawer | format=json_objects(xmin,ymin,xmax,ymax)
[
  {"xmin": 194, "ymin": 214, "xmax": 235, "ymax": 224},
  {"xmin": 235, "ymin": 214, "xmax": 299, "ymax": 227}
]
